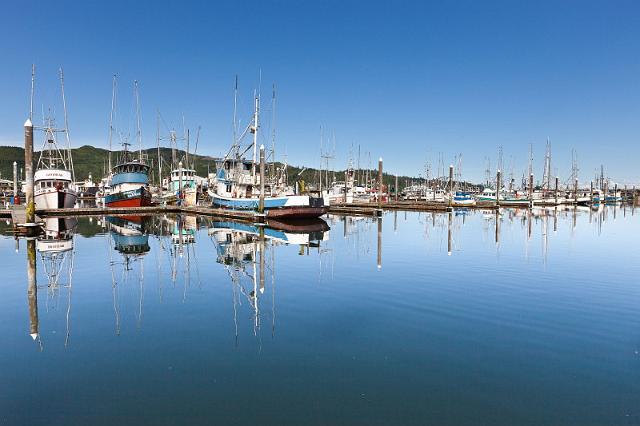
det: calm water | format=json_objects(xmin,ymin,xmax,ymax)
[{"xmin": 1, "ymin": 206, "xmax": 639, "ymax": 425}]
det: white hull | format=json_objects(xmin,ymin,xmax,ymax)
[{"xmin": 34, "ymin": 188, "xmax": 77, "ymax": 209}]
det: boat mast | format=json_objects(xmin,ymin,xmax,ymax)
[
  {"xmin": 134, "ymin": 80, "xmax": 142, "ymax": 161},
  {"xmin": 59, "ymin": 67, "xmax": 75, "ymax": 181},
  {"xmin": 156, "ymin": 111, "xmax": 161, "ymax": 186},
  {"xmin": 270, "ymin": 83, "xmax": 276, "ymax": 180},
  {"xmin": 108, "ymin": 75, "xmax": 117, "ymax": 173},
  {"xmin": 233, "ymin": 75, "xmax": 238, "ymax": 151},
  {"xmin": 251, "ymin": 91, "xmax": 259, "ymax": 180},
  {"xmin": 29, "ymin": 64, "xmax": 35, "ymax": 122}
]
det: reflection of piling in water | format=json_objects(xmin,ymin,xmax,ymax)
[
  {"xmin": 27, "ymin": 239, "xmax": 39, "ymax": 341},
  {"xmin": 527, "ymin": 209, "xmax": 532, "ymax": 240},
  {"xmin": 553, "ymin": 208, "xmax": 558, "ymax": 232},
  {"xmin": 447, "ymin": 211, "xmax": 452, "ymax": 255},
  {"xmin": 377, "ymin": 216, "xmax": 382, "ymax": 269},
  {"xmin": 494, "ymin": 209, "xmax": 500, "ymax": 245},
  {"xmin": 259, "ymin": 228, "xmax": 265, "ymax": 294},
  {"xmin": 393, "ymin": 210, "xmax": 397, "ymax": 232},
  {"xmin": 343, "ymin": 216, "xmax": 348, "ymax": 238}
]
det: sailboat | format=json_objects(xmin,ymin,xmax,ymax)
[
  {"xmin": 105, "ymin": 81, "xmax": 152, "ymax": 208},
  {"xmin": 33, "ymin": 68, "xmax": 77, "ymax": 210}
]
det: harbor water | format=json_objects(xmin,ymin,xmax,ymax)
[{"xmin": 1, "ymin": 206, "xmax": 639, "ymax": 425}]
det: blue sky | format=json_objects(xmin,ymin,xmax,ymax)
[{"xmin": 1, "ymin": 0, "xmax": 638, "ymax": 184}]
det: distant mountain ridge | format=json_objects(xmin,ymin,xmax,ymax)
[
  {"xmin": 0, "ymin": 145, "xmax": 219, "ymax": 183},
  {"xmin": 0, "ymin": 144, "xmax": 424, "ymax": 191}
]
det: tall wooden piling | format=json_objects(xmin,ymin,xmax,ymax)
[
  {"xmin": 24, "ymin": 119, "xmax": 34, "ymax": 223},
  {"xmin": 555, "ymin": 176, "xmax": 559, "ymax": 205},
  {"xmin": 378, "ymin": 157, "xmax": 383, "ymax": 208},
  {"xmin": 13, "ymin": 161, "xmax": 18, "ymax": 196},
  {"xmin": 259, "ymin": 145, "xmax": 265, "ymax": 213},
  {"xmin": 496, "ymin": 170, "xmax": 501, "ymax": 207},
  {"xmin": 344, "ymin": 171, "xmax": 348, "ymax": 203},
  {"xmin": 590, "ymin": 181, "xmax": 594, "ymax": 204},
  {"xmin": 574, "ymin": 178, "xmax": 579, "ymax": 204},
  {"xmin": 395, "ymin": 174, "xmax": 398, "ymax": 202},
  {"xmin": 529, "ymin": 173, "xmax": 534, "ymax": 207},
  {"xmin": 178, "ymin": 161, "xmax": 183, "ymax": 206},
  {"xmin": 448, "ymin": 165, "xmax": 454, "ymax": 207}
]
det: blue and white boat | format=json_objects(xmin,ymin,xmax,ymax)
[
  {"xmin": 208, "ymin": 91, "xmax": 327, "ymax": 219},
  {"xmin": 446, "ymin": 191, "xmax": 477, "ymax": 207}
]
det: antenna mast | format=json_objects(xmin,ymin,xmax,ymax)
[
  {"xmin": 108, "ymin": 75, "xmax": 117, "ymax": 172},
  {"xmin": 59, "ymin": 67, "xmax": 75, "ymax": 181},
  {"xmin": 30, "ymin": 64, "xmax": 35, "ymax": 122},
  {"xmin": 134, "ymin": 80, "xmax": 142, "ymax": 160}
]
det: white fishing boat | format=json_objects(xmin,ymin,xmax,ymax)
[
  {"xmin": 33, "ymin": 69, "xmax": 77, "ymax": 210},
  {"xmin": 445, "ymin": 191, "xmax": 476, "ymax": 207}
]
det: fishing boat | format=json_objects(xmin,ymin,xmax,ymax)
[
  {"xmin": 446, "ymin": 191, "xmax": 477, "ymax": 207},
  {"xmin": 476, "ymin": 189, "xmax": 530, "ymax": 206},
  {"xmin": 105, "ymin": 81, "xmax": 152, "ymax": 208},
  {"xmin": 209, "ymin": 89, "xmax": 327, "ymax": 218},
  {"xmin": 105, "ymin": 146, "xmax": 152, "ymax": 208},
  {"xmin": 33, "ymin": 69, "xmax": 77, "ymax": 210}
]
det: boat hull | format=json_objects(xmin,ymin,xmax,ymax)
[
  {"xmin": 211, "ymin": 193, "xmax": 327, "ymax": 218},
  {"xmin": 105, "ymin": 187, "xmax": 152, "ymax": 208},
  {"xmin": 266, "ymin": 206, "xmax": 329, "ymax": 219},
  {"xmin": 34, "ymin": 189, "xmax": 77, "ymax": 210}
]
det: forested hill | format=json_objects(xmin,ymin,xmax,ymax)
[
  {"xmin": 0, "ymin": 145, "xmax": 218, "ymax": 183},
  {"xmin": 1, "ymin": 144, "xmax": 428, "ymax": 191}
]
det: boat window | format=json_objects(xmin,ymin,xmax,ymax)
[{"xmin": 226, "ymin": 184, "xmax": 232, "ymax": 193}]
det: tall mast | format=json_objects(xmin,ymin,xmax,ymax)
[
  {"xmin": 134, "ymin": 80, "xmax": 142, "ymax": 160},
  {"xmin": 29, "ymin": 64, "xmax": 35, "ymax": 122},
  {"xmin": 251, "ymin": 91, "xmax": 259, "ymax": 180},
  {"xmin": 108, "ymin": 75, "xmax": 117, "ymax": 172},
  {"xmin": 182, "ymin": 114, "xmax": 189, "ymax": 169},
  {"xmin": 59, "ymin": 67, "xmax": 74, "ymax": 180},
  {"xmin": 156, "ymin": 111, "xmax": 161, "ymax": 186},
  {"xmin": 271, "ymin": 83, "xmax": 276, "ymax": 179},
  {"xmin": 233, "ymin": 75, "xmax": 238, "ymax": 149}
]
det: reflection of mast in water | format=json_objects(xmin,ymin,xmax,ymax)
[
  {"xmin": 494, "ymin": 209, "xmax": 500, "ymax": 246},
  {"xmin": 447, "ymin": 211, "xmax": 452, "ymax": 256},
  {"xmin": 542, "ymin": 213, "xmax": 549, "ymax": 265},
  {"xmin": 377, "ymin": 216, "xmax": 382, "ymax": 269},
  {"xmin": 36, "ymin": 217, "xmax": 77, "ymax": 348}
]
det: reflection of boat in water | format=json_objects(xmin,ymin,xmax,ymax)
[
  {"xmin": 34, "ymin": 217, "xmax": 77, "ymax": 348},
  {"xmin": 106, "ymin": 215, "xmax": 150, "ymax": 334},
  {"xmin": 106, "ymin": 216, "xmax": 151, "ymax": 256},
  {"xmin": 209, "ymin": 218, "xmax": 329, "ymax": 247},
  {"xmin": 209, "ymin": 218, "xmax": 329, "ymax": 344}
]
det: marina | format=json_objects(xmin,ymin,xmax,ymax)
[
  {"xmin": 2, "ymin": 1, "xmax": 640, "ymax": 424},
  {"xmin": 2, "ymin": 206, "xmax": 640, "ymax": 425}
]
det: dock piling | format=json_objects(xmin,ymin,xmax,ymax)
[
  {"xmin": 378, "ymin": 157, "xmax": 383, "ymax": 208},
  {"xmin": 496, "ymin": 170, "xmax": 501, "ymax": 207},
  {"xmin": 259, "ymin": 145, "xmax": 265, "ymax": 213},
  {"xmin": 24, "ymin": 119, "xmax": 34, "ymax": 224}
]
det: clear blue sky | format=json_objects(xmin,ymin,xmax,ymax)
[{"xmin": 1, "ymin": 0, "xmax": 638, "ymax": 184}]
